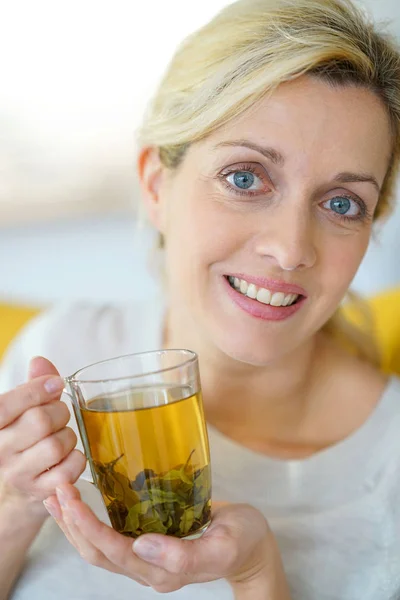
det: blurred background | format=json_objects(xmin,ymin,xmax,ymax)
[{"xmin": 1, "ymin": 0, "xmax": 400, "ymax": 306}]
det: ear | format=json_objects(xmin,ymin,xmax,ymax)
[{"xmin": 137, "ymin": 146, "xmax": 167, "ymax": 232}]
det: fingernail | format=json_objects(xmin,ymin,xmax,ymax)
[
  {"xmin": 133, "ymin": 538, "xmax": 163, "ymax": 562},
  {"xmin": 44, "ymin": 377, "xmax": 64, "ymax": 394},
  {"xmin": 43, "ymin": 500, "xmax": 56, "ymax": 518}
]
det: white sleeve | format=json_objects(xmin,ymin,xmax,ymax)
[{"xmin": 0, "ymin": 303, "xmax": 93, "ymax": 393}]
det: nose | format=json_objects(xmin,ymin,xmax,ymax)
[{"xmin": 254, "ymin": 201, "xmax": 317, "ymax": 271}]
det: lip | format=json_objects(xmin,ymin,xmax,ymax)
[
  {"xmin": 226, "ymin": 273, "xmax": 307, "ymax": 297},
  {"xmin": 223, "ymin": 276, "xmax": 306, "ymax": 321}
]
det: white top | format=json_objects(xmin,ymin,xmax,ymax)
[{"xmin": 1, "ymin": 298, "xmax": 400, "ymax": 600}]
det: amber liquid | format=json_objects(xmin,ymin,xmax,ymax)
[{"xmin": 80, "ymin": 386, "xmax": 211, "ymax": 538}]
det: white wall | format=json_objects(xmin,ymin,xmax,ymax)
[
  {"xmin": 0, "ymin": 216, "xmax": 159, "ymax": 304},
  {"xmin": 0, "ymin": 0, "xmax": 232, "ymax": 220}
]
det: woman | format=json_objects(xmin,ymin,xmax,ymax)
[{"xmin": 1, "ymin": 0, "xmax": 400, "ymax": 598}]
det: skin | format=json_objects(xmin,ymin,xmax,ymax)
[{"xmin": 0, "ymin": 75, "xmax": 393, "ymax": 597}]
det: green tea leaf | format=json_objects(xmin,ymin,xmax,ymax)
[
  {"xmin": 127, "ymin": 500, "xmax": 151, "ymax": 518},
  {"xmin": 152, "ymin": 502, "xmax": 170, "ymax": 523},
  {"xmin": 123, "ymin": 506, "xmax": 140, "ymax": 533},
  {"xmin": 95, "ymin": 452, "xmax": 211, "ymax": 539},
  {"xmin": 162, "ymin": 469, "xmax": 186, "ymax": 482},
  {"xmin": 193, "ymin": 466, "xmax": 211, "ymax": 501},
  {"xmin": 183, "ymin": 449, "xmax": 196, "ymax": 469},
  {"xmin": 93, "ymin": 454, "xmax": 140, "ymax": 506},
  {"xmin": 179, "ymin": 466, "xmax": 194, "ymax": 485},
  {"xmin": 148, "ymin": 488, "xmax": 182, "ymax": 506},
  {"xmin": 131, "ymin": 469, "xmax": 156, "ymax": 491},
  {"xmin": 140, "ymin": 516, "xmax": 168, "ymax": 534},
  {"xmin": 107, "ymin": 500, "xmax": 129, "ymax": 531},
  {"xmin": 114, "ymin": 472, "xmax": 140, "ymax": 505},
  {"xmin": 194, "ymin": 500, "xmax": 206, "ymax": 520},
  {"xmin": 180, "ymin": 507, "xmax": 195, "ymax": 535},
  {"xmin": 139, "ymin": 500, "xmax": 152, "ymax": 514}
]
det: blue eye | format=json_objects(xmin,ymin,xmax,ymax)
[
  {"xmin": 323, "ymin": 195, "xmax": 361, "ymax": 218},
  {"xmin": 222, "ymin": 165, "xmax": 268, "ymax": 196},
  {"xmin": 233, "ymin": 171, "xmax": 255, "ymax": 190},
  {"xmin": 330, "ymin": 197, "xmax": 351, "ymax": 214}
]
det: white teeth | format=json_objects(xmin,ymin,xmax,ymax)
[
  {"xmin": 256, "ymin": 288, "xmax": 272, "ymax": 304},
  {"xmin": 282, "ymin": 294, "xmax": 292, "ymax": 306},
  {"xmin": 270, "ymin": 292, "xmax": 285, "ymax": 307},
  {"xmin": 246, "ymin": 283, "xmax": 257, "ymax": 299},
  {"xmin": 227, "ymin": 276, "xmax": 300, "ymax": 307},
  {"xmin": 240, "ymin": 280, "xmax": 248, "ymax": 294}
]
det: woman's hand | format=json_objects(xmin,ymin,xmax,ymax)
[
  {"xmin": 45, "ymin": 484, "xmax": 291, "ymax": 598},
  {"xmin": 0, "ymin": 357, "xmax": 86, "ymax": 517}
]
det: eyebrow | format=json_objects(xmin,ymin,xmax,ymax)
[
  {"xmin": 215, "ymin": 140, "xmax": 285, "ymax": 166},
  {"xmin": 334, "ymin": 172, "xmax": 381, "ymax": 193},
  {"xmin": 215, "ymin": 139, "xmax": 381, "ymax": 193}
]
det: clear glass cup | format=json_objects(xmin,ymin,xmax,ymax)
[{"xmin": 63, "ymin": 350, "xmax": 211, "ymax": 540}]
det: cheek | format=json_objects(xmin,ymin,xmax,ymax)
[
  {"xmin": 320, "ymin": 231, "xmax": 370, "ymax": 296},
  {"xmin": 165, "ymin": 183, "xmax": 248, "ymax": 267}
]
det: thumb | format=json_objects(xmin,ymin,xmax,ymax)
[
  {"xmin": 133, "ymin": 524, "xmax": 235, "ymax": 577},
  {"xmin": 28, "ymin": 356, "xmax": 60, "ymax": 381}
]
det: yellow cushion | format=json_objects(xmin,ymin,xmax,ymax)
[
  {"xmin": 0, "ymin": 303, "xmax": 41, "ymax": 360},
  {"xmin": 364, "ymin": 289, "xmax": 400, "ymax": 375}
]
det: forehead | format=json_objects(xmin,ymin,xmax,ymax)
[{"xmin": 198, "ymin": 76, "xmax": 392, "ymax": 181}]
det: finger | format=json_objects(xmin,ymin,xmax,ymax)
[
  {"xmin": 55, "ymin": 484, "xmax": 156, "ymax": 586},
  {"xmin": 35, "ymin": 449, "xmax": 87, "ymax": 494},
  {"xmin": 43, "ymin": 495, "xmax": 62, "ymax": 521},
  {"xmin": 57, "ymin": 484, "xmax": 138, "ymax": 570},
  {"xmin": 56, "ymin": 490, "xmax": 149, "ymax": 585},
  {"xmin": 28, "ymin": 356, "xmax": 60, "ymax": 381},
  {"xmin": 0, "ymin": 399, "xmax": 71, "ymax": 455},
  {"xmin": 2, "ymin": 447, "xmax": 87, "ymax": 499},
  {"xmin": 43, "ymin": 495, "xmax": 74, "ymax": 544},
  {"xmin": 0, "ymin": 376, "xmax": 65, "ymax": 429},
  {"xmin": 9, "ymin": 427, "xmax": 78, "ymax": 480},
  {"xmin": 132, "ymin": 525, "xmax": 231, "ymax": 580}
]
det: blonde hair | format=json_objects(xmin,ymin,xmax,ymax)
[{"xmin": 138, "ymin": 0, "xmax": 400, "ymax": 366}]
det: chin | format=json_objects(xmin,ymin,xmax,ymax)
[{"xmin": 208, "ymin": 324, "xmax": 295, "ymax": 367}]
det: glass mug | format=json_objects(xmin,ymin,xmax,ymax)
[{"xmin": 63, "ymin": 350, "xmax": 212, "ymax": 540}]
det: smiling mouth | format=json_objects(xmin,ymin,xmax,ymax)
[{"xmin": 226, "ymin": 276, "xmax": 303, "ymax": 307}]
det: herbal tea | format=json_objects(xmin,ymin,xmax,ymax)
[{"xmin": 80, "ymin": 386, "xmax": 211, "ymax": 539}]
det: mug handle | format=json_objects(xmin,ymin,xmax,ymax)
[{"xmin": 62, "ymin": 383, "xmax": 95, "ymax": 484}]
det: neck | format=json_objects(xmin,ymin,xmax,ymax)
[{"xmin": 164, "ymin": 306, "xmax": 322, "ymax": 442}]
